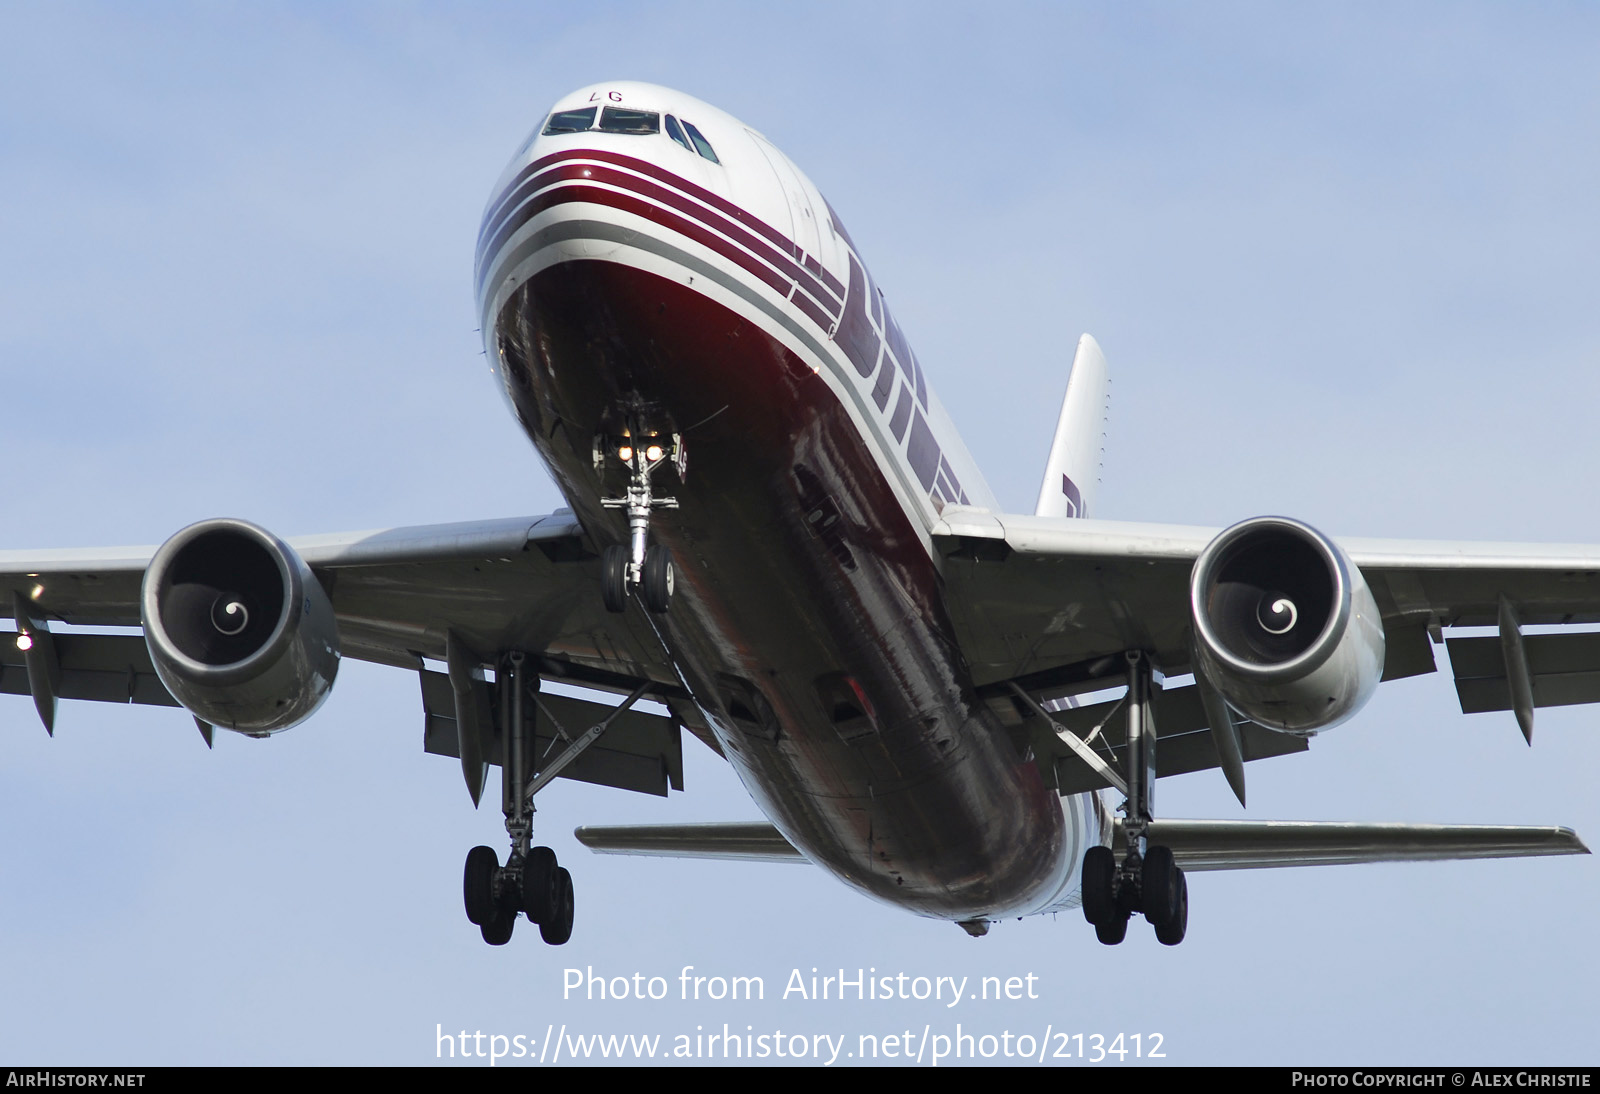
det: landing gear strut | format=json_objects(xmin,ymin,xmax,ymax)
[
  {"xmin": 1079, "ymin": 651, "xmax": 1189, "ymax": 946},
  {"xmin": 598, "ymin": 425, "xmax": 681, "ymax": 615},
  {"xmin": 457, "ymin": 657, "xmax": 649, "ymax": 947},
  {"xmin": 459, "ymin": 650, "xmax": 575, "ymax": 947}
]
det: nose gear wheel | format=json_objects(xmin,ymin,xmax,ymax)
[{"xmin": 642, "ymin": 546, "xmax": 674, "ymax": 614}]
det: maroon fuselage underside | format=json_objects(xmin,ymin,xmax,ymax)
[{"xmin": 496, "ymin": 259, "xmax": 1066, "ymax": 918}]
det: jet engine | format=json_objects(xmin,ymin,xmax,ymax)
[
  {"xmin": 1189, "ymin": 517, "xmax": 1383, "ymax": 736},
  {"xmin": 141, "ymin": 518, "xmax": 339, "ymax": 735}
]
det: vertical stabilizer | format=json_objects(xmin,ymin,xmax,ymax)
[{"xmin": 1034, "ymin": 334, "xmax": 1108, "ymax": 518}]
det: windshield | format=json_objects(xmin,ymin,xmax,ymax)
[
  {"xmin": 597, "ymin": 107, "xmax": 660, "ymax": 135},
  {"xmin": 542, "ymin": 107, "xmax": 596, "ymax": 135}
]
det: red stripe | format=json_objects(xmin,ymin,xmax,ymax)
[
  {"xmin": 484, "ymin": 147, "xmax": 791, "ymax": 257},
  {"xmin": 793, "ymin": 281, "xmax": 841, "ymax": 327},
  {"xmin": 808, "ymin": 255, "xmax": 844, "ymax": 298},
  {"xmin": 477, "ymin": 162, "xmax": 841, "ymax": 319},
  {"xmin": 479, "ymin": 148, "xmax": 845, "ymax": 309},
  {"xmin": 476, "ymin": 153, "xmax": 838, "ymax": 311},
  {"xmin": 506, "ymin": 182, "xmax": 795, "ymax": 303},
  {"xmin": 790, "ymin": 288, "xmax": 833, "ymax": 332}
]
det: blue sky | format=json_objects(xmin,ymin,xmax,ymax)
[{"xmin": 2, "ymin": 1, "xmax": 1598, "ymax": 1065}]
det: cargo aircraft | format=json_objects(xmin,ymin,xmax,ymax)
[{"xmin": 2, "ymin": 82, "xmax": 1590, "ymax": 948}]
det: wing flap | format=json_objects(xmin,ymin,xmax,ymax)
[
  {"xmin": 1011, "ymin": 684, "xmax": 1308, "ymax": 796},
  {"xmin": 1446, "ymin": 631, "xmax": 1600, "ymax": 713},
  {"xmin": 1118, "ymin": 818, "xmax": 1589, "ymax": 871},
  {"xmin": 0, "ymin": 631, "xmax": 177, "ymax": 709},
  {"xmin": 421, "ymin": 669, "xmax": 683, "ymax": 798}
]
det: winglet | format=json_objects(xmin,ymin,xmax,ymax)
[{"xmin": 1034, "ymin": 334, "xmax": 1109, "ymax": 519}]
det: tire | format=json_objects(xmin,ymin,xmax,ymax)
[
  {"xmin": 1094, "ymin": 914, "xmax": 1128, "ymax": 946},
  {"xmin": 540, "ymin": 867, "xmax": 575, "ymax": 946},
  {"xmin": 1142, "ymin": 845, "xmax": 1179, "ymax": 928},
  {"xmin": 1081, "ymin": 846, "xmax": 1117, "ymax": 926},
  {"xmin": 463, "ymin": 845, "xmax": 498, "ymax": 926},
  {"xmin": 480, "ymin": 905, "xmax": 515, "ymax": 946},
  {"xmin": 522, "ymin": 846, "xmax": 558, "ymax": 923},
  {"xmin": 1155, "ymin": 870, "xmax": 1188, "ymax": 946},
  {"xmin": 643, "ymin": 546, "xmax": 674, "ymax": 614},
  {"xmin": 602, "ymin": 545, "xmax": 629, "ymax": 613}
]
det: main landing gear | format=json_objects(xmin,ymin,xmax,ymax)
[
  {"xmin": 457, "ymin": 651, "xmax": 651, "ymax": 947},
  {"xmin": 1079, "ymin": 651, "xmax": 1190, "ymax": 947},
  {"xmin": 464, "ymin": 842, "xmax": 574, "ymax": 946},
  {"xmin": 597, "ymin": 425, "xmax": 682, "ymax": 615},
  {"xmin": 460, "ymin": 650, "xmax": 575, "ymax": 946}
]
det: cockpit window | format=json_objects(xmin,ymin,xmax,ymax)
[
  {"xmin": 665, "ymin": 115, "xmax": 694, "ymax": 153},
  {"xmin": 598, "ymin": 107, "xmax": 660, "ymax": 135},
  {"xmin": 681, "ymin": 120, "xmax": 721, "ymax": 164},
  {"xmin": 542, "ymin": 107, "xmax": 596, "ymax": 135}
]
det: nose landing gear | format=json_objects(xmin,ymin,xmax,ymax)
[{"xmin": 598, "ymin": 428, "xmax": 681, "ymax": 615}]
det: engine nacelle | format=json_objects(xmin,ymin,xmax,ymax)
[
  {"xmin": 1189, "ymin": 517, "xmax": 1383, "ymax": 736},
  {"xmin": 141, "ymin": 519, "xmax": 339, "ymax": 736}
]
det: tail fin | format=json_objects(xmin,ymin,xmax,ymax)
[{"xmin": 1034, "ymin": 334, "xmax": 1109, "ymax": 518}]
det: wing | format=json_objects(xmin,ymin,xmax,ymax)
[
  {"xmin": 935, "ymin": 508, "xmax": 1600, "ymax": 794},
  {"xmin": 0, "ymin": 511, "xmax": 707, "ymax": 796},
  {"xmin": 3, "ymin": 511, "xmax": 665, "ymax": 673}
]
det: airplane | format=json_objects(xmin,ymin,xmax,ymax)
[{"xmin": 2, "ymin": 80, "xmax": 1590, "ymax": 950}]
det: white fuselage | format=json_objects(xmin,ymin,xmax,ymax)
[{"xmin": 474, "ymin": 82, "xmax": 1108, "ymax": 922}]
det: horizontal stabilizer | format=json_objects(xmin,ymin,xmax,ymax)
[
  {"xmin": 574, "ymin": 822, "xmax": 806, "ymax": 863},
  {"xmin": 573, "ymin": 818, "xmax": 1587, "ymax": 872},
  {"xmin": 1116, "ymin": 818, "xmax": 1588, "ymax": 871}
]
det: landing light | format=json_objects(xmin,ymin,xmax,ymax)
[
  {"xmin": 618, "ymin": 446, "xmax": 634, "ymax": 462},
  {"xmin": 645, "ymin": 444, "xmax": 664, "ymax": 462},
  {"xmin": 16, "ymin": 634, "xmax": 32, "ymax": 651}
]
